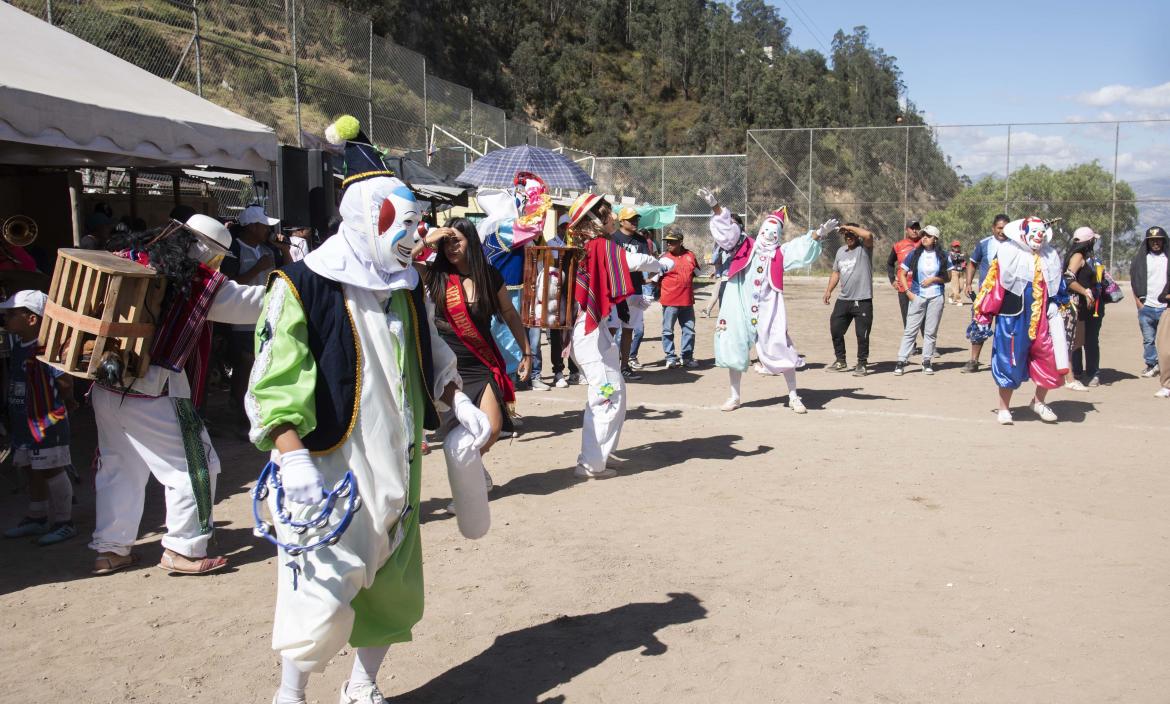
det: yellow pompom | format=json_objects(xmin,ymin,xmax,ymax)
[{"xmin": 325, "ymin": 115, "xmax": 361, "ymax": 145}]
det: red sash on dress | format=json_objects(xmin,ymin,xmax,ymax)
[{"xmin": 443, "ymin": 273, "xmax": 516, "ymax": 404}]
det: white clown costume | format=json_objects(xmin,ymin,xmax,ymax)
[
  {"xmin": 566, "ymin": 194, "xmax": 669, "ymax": 478},
  {"xmin": 89, "ymin": 215, "xmax": 264, "ymax": 573},
  {"xmin": 247, "ymin": 117, "xmax": 489, "ymax": 704},
  {"xmin": 700, "ymin": 189, "xmax": 833, "ymax": 413}
]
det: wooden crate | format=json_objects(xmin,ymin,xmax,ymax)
[
  {"xmin": 38, "ymin": 249, "xmax": 165, "ymax": 380},
  {"xmin": 520, "ymin": 245, "xmax": 581, "ymax": 330}
]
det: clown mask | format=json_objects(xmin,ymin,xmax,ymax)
[
  {"xmin": 1007, "ymin": 217, "xmax": 1050, "ymax": 252},
  {"xmin": 339, "ymin": 176, "xmax": 421, "ymax": 275},
  {"xmin": 756, "ymin": 207, "xmax": 788, "ymax": 249}
]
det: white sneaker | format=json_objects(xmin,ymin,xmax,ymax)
[
  {"xmin": 340, "ymin": 680, "xmax": 384, "ymax": 704},
  {"xmin": 628, "ymin": 357, "xmax": 644, "ymax": 370},
  {"xmin": 720, "ymin": 397, "xmax": 741, "ymax": 412},
  {"xmin": 1064, "ymin": 380, "xmax": 1089, "ymax": 392},
  {"xmin": 1031, "ymin": 400, "xmax": 1058, "ymax": 422},
  {"xmin": 795, "ymin": 355, "xmax": 807, "ymax": 370},
  {"xmin": 997, "ymin": 409, "xmax": 1013, "ymax": 425},
  {"xmin": 1142, "ymin": 364, "xmax": 1160, "ymax": 378},
  {"xmin": 1155, "ymin": 387, "xmax": 1170, "ymax": 398},
  {"xmin": 1086, "ymin": 375, "xmax": 1100, "ymax": 387},
  {"xmin": 554, "ymin": 374, "xmax": 569, "ymax": 388},
  {"xmin": 530, "ymin": 377, "xmax": 551, "ymax": 391},
  {"xmin": 574, "ymin": 464, "xmax": 616, "ymax": 480},
  {"xmin": 789, "ymin": 396, "xmax": 807, "ymax": 414}
]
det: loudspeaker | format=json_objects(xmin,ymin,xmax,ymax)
[{"xmin": 277, "ymin": 146, "xmax": 336, "ymax": 243}]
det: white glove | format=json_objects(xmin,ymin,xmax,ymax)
[
  {"xmin": 453, "ymin": 391, "xmax": 492, "ymax": 449},
  {"xmin": 279, "ymin": 449, "xmax": 325, "ymax": 506},
  {"xmin": 657, "ymin": 256, "xmax": 675, "ymax": 273},
  {"xmin": 696, "ymin": 188, "xmax": 718, "ymax": 208},
  {"xmin": 816, "ymin": 218, "xmax": 840, "ymax": 239}
]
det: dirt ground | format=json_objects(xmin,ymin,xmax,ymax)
[{"xmin": 1, "ymin": 276, "xmax": 1167, "ymax": 704}]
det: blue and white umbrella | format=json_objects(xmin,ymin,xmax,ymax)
[{"xmin": 456, "ymin": 145, "xmax": 595, "ymax": 189}]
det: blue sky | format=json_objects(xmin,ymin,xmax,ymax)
[{"xmin": 771, "ymin": 0, "xmax": 1169, "ymax": 183}]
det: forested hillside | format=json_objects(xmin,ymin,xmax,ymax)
[{"xmin": 343, "ymin": 0, "xmax": 921, "ymax": 155}]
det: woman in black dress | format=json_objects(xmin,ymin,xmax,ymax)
[{"xmin": 423, "ymin": 218, "xmax": 530, "ymax": 452}]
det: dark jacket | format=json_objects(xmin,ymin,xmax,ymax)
[
  {"xmin": 221, "ymin": 238, "xmax": 284, "ymax": 282},
  {"xmin": 901, "ymin": 246, "xmax": 946, "ymax": 296},
  {"xmin": 1129, "ymin": 237, "xmax": 1170, "ymax": 305}
]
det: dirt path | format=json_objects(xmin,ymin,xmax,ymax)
[{"xmin": 1, "ymin": 277, "xmax": 1166, "ymax": 703}]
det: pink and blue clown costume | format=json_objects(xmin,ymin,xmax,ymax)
[
  {"xmin": 973, "ymin": 217, "xmax": 1071, "ymax": 424},
  {"xmin": 700, "ymin": 188, "xmax": 835, "ymax": 413}
]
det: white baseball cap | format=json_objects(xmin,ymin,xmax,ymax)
[
  {"xmin": 0, "ymin": 290, "xmax": 47, "ymax": 316},
  {"xmin": 1072, "ymin": 226, "xmax": 1100, "ymax": 243},
  {"xmin": 184, "ymin": 214, "xmax": 232, "ymax": 251},
  {"xmin": 239, "ymin": 204, "xmax": 280, "ymax": 227},
  {"xmin": 921, "ymin": 225, "xmax": 941, "ymax": 238}
]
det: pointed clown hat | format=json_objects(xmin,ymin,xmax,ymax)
[{"xmin": 325, "ymin": 115, "xmax": 395, "ymax": 192}]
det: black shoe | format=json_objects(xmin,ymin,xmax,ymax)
[
  {"xmin": 828, "ymin": 360, "xmax": 848, "ymax": 372},
  {"xmin": 851, "ymin": 362, "xmax": 868, "ymax": 377},
  {"xmin": 893, "ymin": 362, "xmax": 906, "ymax": 376},
  {"xmin": 960, "ymin": 360, "xmax": 980, "ymax": 373},
  {"xmin": 923, "ymin": 360, "xmax": 935, "ymax": 375},
  {"xmin": 621, "ymin": 367, "xmax": 642, "ymax": 380}
]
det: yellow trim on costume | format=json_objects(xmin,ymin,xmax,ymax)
[
  {"xmin": 972, "ymin": 257, "xmax": 998, "ymax": 317},
  {"xmin": 404, "ymin": 290, "xmax": 437, "ymax": 408},
  {"xmin": 272, "ymin": 270, "xmax": 362, "ymax": 457},
  {"xmin": 1028, "ymin": 254, "xmax": 1043, "ymax": 340},
  {"xmin": 342, "ymin": 170, "xmax": 395, "ymax": 189}
]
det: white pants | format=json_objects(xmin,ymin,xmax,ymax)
[
  {"xmin": 89, "ymin": 388, "xmax": 220, "ymax": 557},
  {"xmin": 571, "ymin": 318, "xmax": 626, "ymax": 472}
]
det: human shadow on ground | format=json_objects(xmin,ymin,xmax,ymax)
[
  {"xmin": 420, "ymin": 433, "xmax": 769, "ymax": 524},
  {"xmin": 739, "ymin": 387, "xmax": 898, "ymax": 411},
  {"xmin": 512, "ymin": 406, "xmax": 681, "ymax": 443},
  {"xmin": 384, "ymin": 592, "xmax": 707, "ymax": 704},
  {"xmin": 1043, "ymin": 399, "xmax": 1096, "ymax": 423},
  {"xmin": 1096, "ymin": 367, "xmax": 1139, "ymax": 384}
]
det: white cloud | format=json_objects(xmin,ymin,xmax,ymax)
[{"xmin": 1078, "ymin": 82, "xmax": 1170, "ymax": 109}]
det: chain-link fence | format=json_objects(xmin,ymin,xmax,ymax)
[
  {"xmin": 11, "ymin": 0, "xmax": 574, "ymax": 179},
  {"xmin": 747, "ymin": 121, "xmax": 1170, "ymax": 273},
  {"xmin": 592, "ymin": 155, "xmax": 746, "ymax": 264}
]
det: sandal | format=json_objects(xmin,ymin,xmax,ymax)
[
  {"xmin": 157, "ymin": 549, "xmax": 228, "ymax": 575},
  {"xmin": 92, "ymin": 552, "xmax": 139, "ymax": 575}
]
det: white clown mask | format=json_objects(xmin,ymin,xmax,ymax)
[
  {"xmin": 1005, "ymin": 217, "xmax": 1051, "ymax": 252},
  {"xmin": 756, "ymin": 207, "xmax": 788, "ymax": 249},
  {"xmin": 338, "ymin": 176, "xmax": 421, "ymax": 274}
]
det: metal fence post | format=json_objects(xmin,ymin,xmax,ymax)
[
  {"xmin": 191, "ymin": 0, "xmax": 202, "ymax": 97},
  {"xmin": 290, "ymin": 0, "xmax": 302, "ymax": 147},
  {"xmin": 660, "ymin": 157, "xmax": 666, "ymax": 205},
  {"xmin": 902, "ymin": 126, "xmax": 910, "ymax": 223},
  {"xmin": 45, "ymin": 0, "xmax": 53, "ymax": 24},
  {"xmin": 807, "ymin": 128, "xmax": 813, "ymax": 231},
  {"xmin": 1003, "ymin": 124, "xmax": 1012, "ymax": 210},
  {"xmin": 367, "ymin": 19, "xmax": 374, "ymax": 139},
  {"xmin": 422, "ymin": 57, "xmax": 428, "ymax": 152},
  {"xmin": 1110, "ymin": 122, "xmax": 1120, "ymax": 272}
]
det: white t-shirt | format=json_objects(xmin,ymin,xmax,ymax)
[{"xmin": 1146, "ymin": 253, "xmax": 1167, "ymax": 309}]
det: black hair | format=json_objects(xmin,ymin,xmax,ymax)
[
  {"xmin": 169, "ymin": 205, "xmax": 197, "ymax": 223},
  {"xmin": 1063, "ymin": 237, "xmax": 1095, "ymax": 272},
  {"xmin": 108, "ymin": 224, "xmax": 199, "ymax": 306},
  {"xmin": 993, "ymin": 213, "xmax": 1010, "ymax": 226},
  {"xmin": 425, "ymin": 217, "xmax": 500, "ymax": 319},
  {"xmin": 730, "ymin": 213, "xmax": 745, "ymax": 229}
]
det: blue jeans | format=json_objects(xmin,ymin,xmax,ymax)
[
  {"xmin": 1139, "ymin": 305, "xmax": 1165, "ymax": 366},
  {"xmin": 662, "ymin": 306, "xmax": 696, "ymax": 362},
  {"xmin": 629, "ymin": 284, "xmax": 656, "ymax": 359}
]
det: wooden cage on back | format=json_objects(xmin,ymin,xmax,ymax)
[
  {"xmin": 38, "ymin": 249, "xmax": 165, "ymax": 380},
  {"xmin": 520, "ymin": 245, "xmax": 581, "ymax": 330}
]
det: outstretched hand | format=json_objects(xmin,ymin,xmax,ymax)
[
  {"xmin": 697, "ymin": 188, "xmax": 719, "ymax": 208},
  {"xmin": 815, "ymin": 218, "xmax": 840, "ymax": 240}
]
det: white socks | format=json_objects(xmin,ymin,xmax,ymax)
[
  {"xmin": 728, "ymin": 369, "xmax": 742, "ymax": 402},
  {"xmin": 276, "ymin": 658, "xmax": 310, "ymax": 704},
  {"xmin": 348, "ymin": 645, "xmax": 391, "ymax": 694},
  {"xmin": 46, "ymin": 471, "xmax": 73, "ymax": 522},
  {"xmin": 781, "ymin": 369, "xmax": 798, "ymax": 394}
]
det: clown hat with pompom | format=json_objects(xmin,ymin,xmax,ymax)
[{"xmin": 325, "ymin": 115, "xmax": 395, "ymax": 192}]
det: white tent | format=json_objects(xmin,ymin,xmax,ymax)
[{"xmin": 0, "ymin": 3, "xmax": 278, "ymax": 171}]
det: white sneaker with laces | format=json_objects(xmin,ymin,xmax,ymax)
[
  {"xmin": 1064, "ymin": 380, "xmax": 1089, "ymax": 392},
  {"xmin": 789, "ymin": 396, "xmax": 807, "ymax": 414},
  {"xmin": 628, "ymin": 357, "xmax": 644, "ymax": 370},
  {"xmin": 1155, "ymin": 387, "xmax": 1170, "ymax": 398},
  {"xmin": 574, "ymin": 464, "xmax": 616, "ymax": 480},
  {"xmin": 1142, "ymin": 364, "xmax": 1160, "ymax": 378},
  {"xmin": 554, "ymin": 374, "xmax": 569, "ymax": 388},
  {"xmin": 340, "ymin": 680, "xmax": 384, "ymax": 704},
  {"xmin": 530, "ymin": 377, "xmax": 551, "ymax": 391},
  {"xmin": 720, "ymin": 397, "xmax": 741, "ymax": 412},
  {"xmin": 997, "ymin": 409, "xmax": 1013, "ymax": 425},
  {"xmin": 1031, "ymin": 400, "xmax": 1058, "ymax": 422}
]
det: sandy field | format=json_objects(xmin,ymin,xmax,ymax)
[{"xmin": 1, "ymin": 276, "xmax": 1167, "ymax": 704}]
